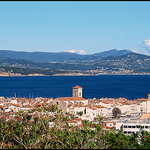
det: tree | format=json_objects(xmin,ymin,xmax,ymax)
[
  {"xmin": 77, "ymin": 111, "xmax": 83, "ymax": 116},
  {"xmin": 1, "ymin": 105, "xmax": 148, "ymax": 149},
  {"xmin": 102, "ymin": 130, "xmax": 139, "ymax": 149},
  {"xmin": 112, "ymin": 107, "xmax": 121, "ymax": 118}
]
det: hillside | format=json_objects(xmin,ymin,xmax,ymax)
[
  {"xmin": 0, "ymin": 52, "xmax": 150, "ymax": 75},
  {"xmin": 0, "ymin": 49, "xmax": 133, "ymax": 63},
  {"xmin": 92, "ymin": 49, "xmax": 132, "ymax": 57}
]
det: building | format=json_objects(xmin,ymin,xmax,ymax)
[
  {"xmin": 52, "ymin": 86, "xmax": 88, "ymax": 114},
  {"xmin": 52, "ymin": 97, "xmax": 88, "ymax": 114},
  {"xmin": 121, "ymin": 118, "xmax": 150, "ymax": 135},
  {"xmin": 72, "ymin": 86, "xmax": 82, "ymax": 97}
]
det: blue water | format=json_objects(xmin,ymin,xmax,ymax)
[{"xmin": 0, "ymin": 75, "xmax": 150, "ymax": 100}]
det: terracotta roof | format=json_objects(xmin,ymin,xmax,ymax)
[
  {"xmin": 76, "ymin": 118, "xmax": 82, "ymax": 121},
  {"xmin": 36, "ymin": 103, "xmax": 43, "ymax": 106},
  {"xmin": 140, "ymin": 113, "xmax": 150, "ymax": 119},
  {"xmin": 120, "ymin": 102, "xmax": 131, "ymax": 105},
  {"xmin": 79, "ymin": 124, "xmax": 83, "ymax": 126},
  {"xmin": 73, "ymin": 86, "xmax": 82, "ymax": 89},
  {"xmin": 105, "ymin": 126, "xmax": 113, "ymax": 129},
  {"xmin": 135, "ymin": 98, "xmax": 148, "ymax": 102},
  {"xmin": 67, "ymin": 104, "xmax": 71, "ymax": 107},
  {"xmin": 57, "ymin": 97, "xmax": 86, "ymax": 101},
  {"xmin": 13, "ymin": 104, "xmax": 20, "ymax": 107},
  {"xmin": 93, "ymin": 105, "xmax": 106, "ymax": 108},
  {"xmin": 23, "ymin": 105, "xmax": 34, "ymax": 108},
  {"xmin": 73, "ymin": 104, "xmax": 85, "ymax": 107}
]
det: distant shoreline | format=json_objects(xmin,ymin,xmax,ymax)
[{"xmin": 1, "ymin": 73, "xmax": 150, "ymax": 77}]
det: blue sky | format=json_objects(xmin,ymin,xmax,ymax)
[{"xmin": 0, "ymin": 1, "xmax": 150, "ymax": 55}]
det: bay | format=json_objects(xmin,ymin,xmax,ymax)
[{"xmin": 0, "ymin": 75, "xmax": 150, "ymax": 100}]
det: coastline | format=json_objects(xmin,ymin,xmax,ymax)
[{"xmin": 1, "ymin": 73, "xmax": 150, "ymax": 77}]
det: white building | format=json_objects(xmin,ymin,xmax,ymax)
[{"xmin": 121, "ymin": 119, "xmax": 150, "ymax": 135}]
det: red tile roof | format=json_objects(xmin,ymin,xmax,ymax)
[
  {"xmin": 73, "ymin": 104, "xmax": 85, "ymax": 107},
  {"xmin": 93, "ymin": 105, "xmax": 106, "ymax": 108},
  {"xmin": 73, "ymin": 86, "xmax": 82, "ymax": 89},
  {"xmin": 105, "ymin": 126, "xmax": 113, "ymax": 129},
  {"xmin": 13, "ymin": 104, "xmax": 20, "ymax": 107},
  {"xmin": 36, "ymin": 103, "xmax": 43, "ymax": 106},
  {"xmin": 57, "ymin": 97, "xmax": 86, "ymax": 101},
  {"xmin": 75, "ymin": 118, "xmax": 82, "ymax": 121},
  {"xmin": 140, "ymin": 113, "xmax": 150, "ymax": 119},
  {"xmin": 135, "ymin": 98, "xmax": 148, "ymax": 102},
  {"xmin": 23, "ymin": 105, "xmax": 34, "ymax": 108}
]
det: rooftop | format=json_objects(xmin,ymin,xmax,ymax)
[
  {"xmin": 57, "ymin": 97, "xmax": 86, "ymax": 101},
  {"xmin": 140, "ymin": 113, "xmax": 150, "ymax": 119},
  {"xmin": 73, "ymin": 86, "xmax": 82, "ymax": 89}
]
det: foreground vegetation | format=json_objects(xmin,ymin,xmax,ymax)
[{"xmin": 1, "ymin": 106, "xmax": 150, "ymax": 149}]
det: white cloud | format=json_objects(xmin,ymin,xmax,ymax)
[
  {"xmin": 132, "ymin": 49, "xmax": 138, "ymax": 53},
  {"xmin": 131, "ymin": 49, "xmax": 149, "ymax": 56},
  {"xmin": 65, "ymin": 49, "xmax": 86, "ymax": 55},
  {"xmin": 144, "ymin": 38, "xmax": 150, "ymax": 49},
  {"xmin": 79, "ymin": 50, "xmax": 85, "ymax": 55},
  {"xmin": 66, "ymin": 50, "xmax": 76, "ymax": 53}
]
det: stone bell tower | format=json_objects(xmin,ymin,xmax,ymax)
[
  {"xmin": 148, "ymin": 92, "xmax": 150, "ymax": 100},
  {"xmin": 72, "ymin": 86, "xmax": 82, "ymax": 97},
  {"xmin": 146, "ymin": 92, "xmax": 150, "ymax": 113}
]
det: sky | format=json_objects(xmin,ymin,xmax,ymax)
[{"xmin": 0, "ymin": 1, "xmax": 150, "ymax": 55}]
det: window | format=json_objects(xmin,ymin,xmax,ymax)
[
  {"xmin": 124, "ymin": 125, "xmax": 127, "ymax": 128},
  {"xmin": 131, "ymin": 132, "xmax": 135, "ymax": 135},
  {"xmin": 145, "ymin": 126, "xmax": 148, "ymax": 129},
  {"xmin": 132, "ymin": 126, "xmax": 135, "ymax": 128},
  {"xmin": 56, "ymin": 102, "xmax": 58, "ymax": 105},
  {"xmin": 128, "ymin": 126, "xmax": 131, "ymax": 128},
  {"xmin": 84, "ymin": 108, "xmax": 86, "ymax": 114}
]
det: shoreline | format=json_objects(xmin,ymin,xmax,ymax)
[{"xmin": 1, "ymin": 73, "xmax": 150, "ymax": 77}]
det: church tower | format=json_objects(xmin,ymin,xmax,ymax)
[
  {"xmin": 146, "ymin": 92, "xmax": 150, "ymax": 113},
  {"xmin": 148, "ymin": 92, "xmax": 150, "ymax": 100},
  {"xmin": 72, "ymin": 86, "xmax": 82, "ymax": 97}
]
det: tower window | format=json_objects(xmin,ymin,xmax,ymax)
[{"xmin": 84, "ymin": 108, "xmax": 86, "ymax": 114}]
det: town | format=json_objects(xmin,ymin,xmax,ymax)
[{"xmin": 0, "ymin": 85, "xmax": 150, "ymax": 135}]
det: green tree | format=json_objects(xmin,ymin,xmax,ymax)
[
  {"xmin": 77, "ymin": 111, "xmax": 83, "ymax": 116},
  {"xmin": 102, "ymin": 130, "xmax": 139, "ymax": 149},
  {"xmin": 112, "ymin": 107, "xmax": 121, "ymax": 118}
]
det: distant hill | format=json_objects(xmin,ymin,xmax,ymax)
[
  {"xmin": 92, "ymin": 49, "xmax": 133, "ymax": 57},
  {"xmin": 1, "ymin": 49, "xmax": 150, "ymax": 75},
  {"xmin": 0, "ymin": 49, "xmax": 134, "ymax": 63},
  {"xmin": 0, "ymin": 52, "xmax": 150, "ymax": 75},
  {"xmin": 0, "ymin": 50, "xmax": 85, "ymax": 62}
]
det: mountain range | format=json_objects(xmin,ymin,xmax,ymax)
[
  {"xmin": 0, "ymin": 49, "xmax": 149, "ymax": 75},
  {"xmin": 0, "ymin": 49, "xmax": 133, "ymax": 63}
]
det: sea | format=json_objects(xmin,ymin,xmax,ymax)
[{"xmin": 0, "ymin": 75, "xmax": 150, "ymax": 100}]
